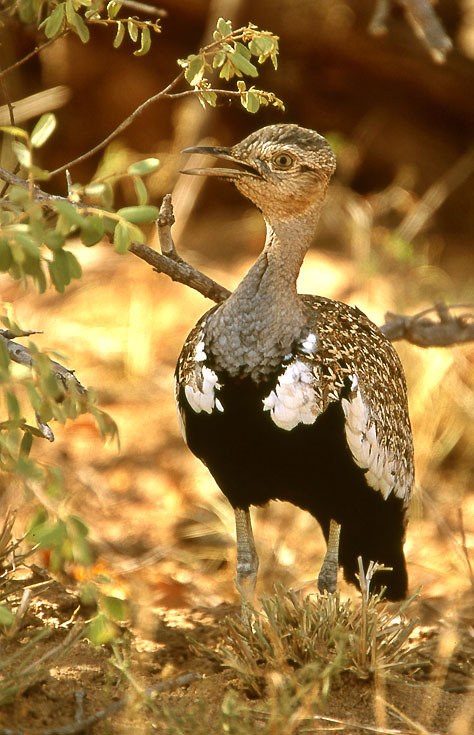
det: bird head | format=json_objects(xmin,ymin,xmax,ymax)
[{"xmin": 181, "ymin": 124, "xmax": 336, "ymax": 222}]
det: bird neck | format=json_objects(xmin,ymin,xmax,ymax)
[{"xmin": 206, "ymin": 201, "xmax": 324, "ymax": 379}]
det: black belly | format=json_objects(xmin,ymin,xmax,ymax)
[{"xmin": 179, "ymin": 377, "xmax": 408, "ymax": 600}]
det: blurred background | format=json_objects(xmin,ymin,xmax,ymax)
[{"xmin": 1, "ymin": 0, "xmax": 473, "ymax": 622}]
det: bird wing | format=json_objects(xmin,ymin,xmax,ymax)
[{"xmin": 262, "ymin": 295, "xmax": 414, "ymax": 505}]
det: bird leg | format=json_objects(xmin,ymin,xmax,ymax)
[
  {"xmin": 317, "ymin": 518, "xmax": 341, "ymax": 594},
  {"xmin": 234, "ymin": 508, "xmax": 259, "ymax": 620}
]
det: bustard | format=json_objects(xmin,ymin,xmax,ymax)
[{"xmin": 175, "ymin": 124, "xmax": 414, "ymax": 607}]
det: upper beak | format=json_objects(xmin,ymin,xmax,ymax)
[{"xmin": 180, "ymin": 145, "xmax": 259, "ymax": 179}]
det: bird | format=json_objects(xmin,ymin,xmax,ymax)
[{"xmin": 175, "ymin": 123, "xmax": 414, "ymax": 610}]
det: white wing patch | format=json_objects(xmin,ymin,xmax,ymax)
[
  {"xmin": 263, "ymin": 360, "xmax": 320, "ymax": 430},
  {"xmin": 341, "ymin": 377, "xmax": 403, "ymax": 501},
  {"xmin": 182, "ymin": 340, "xmax": 224, "ymax": 415}
]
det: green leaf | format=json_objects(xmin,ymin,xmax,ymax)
[
  {"xmin": 84, "ymin": 181, "xmax": 107, "ymax": 197},
  {"xmin": 54, "ymin": 200, "xmax": 86, "ymax": 228},
  {"xmin": 113, "ymin": 222, "xmax": 131, "ymax": 254},
  {"xmin": 127, "ymin": 157, "xmax": 160, "ymax": 176},
  {"xmin": 0, "ymin": 239, "xmax": 13, "ymax": 271},
  {"xmin": 81, "ymin": 215, "xmax": 105, "ymax": 246},
  {"xmin": 12, "ymin": 141, "xmax": 31, "ymax": 168},
  {"xmin": 219, "ymin": 59, "xmax": 233, "ymax": 81},
  {"xmin": 6, "ymin": 390, "xmax": 21, "ymax": 419},
  {"xmin": 31, "ymin": 113, "xmax": 57, "ymax": 148},
  {"xmin": 86, "ymin": 613, "xmax": 118, "ymax": 645},
  {"xmin": 107, "ymin": 0, "xmax": 122, "ymax": 19},
  {"xmin": 185, "ymin": 54, "xmax": 204, "ymax": 86},
  {"xmin": 217, "ymin": 17, "xmax": 232, "ymax": 37},
  {"xmin": 48, "ymin": 249, "xmax": 71, "ymax": 292},
  {"xmin": 200, "ymin": 91, "xmax": 217, "ymax": 107},
  {"xmin": 0, "ymin": 126, "xmax": 29, "ymax": 139},
  {"xmin": 134, "ymin": 25, "xmax": 151, "ymax": 56},
  {"xmin": 133, "ymin": 176, "xmax": 148, "ymax": 205},
  {"xmin": 74, "ymin": 13, "xmax": 90, "ymax": 43},
  {"xmin": 28, "ymin": 519, "xmax": 66, "ymax": 549},
  {"xmin": 19, "ymin": 431, "xmax": 34, "ymax": 458},
  {"xmin": 101, "ymin": 595, "xmax": 129, "ymax": 621},
  {"xmin": 230, "ymin": 49, "xmax": 258, "ymax": 77},
  {"xmin": 44, "ymin": 3, "xmax": 65, "ymax": 38},
  {"xmin": 243, "ymin": 90, "xmax": 260, "ymax": 114},
  {"xmin": 117, "ymin": 205, "xmax": 159, "ymax": 224},
  {"xmin": 212, "ymin": 52, "xmax": 226, "ymax": 69},
  {"xmin": 127, "ymin": 18, "xmax": 138, "ymax": 42},
  {"xmin": 65, "ymin": 251, "xmax": 82, "ymax": 279},
  {"xmin": 113, "ymin": 21, "xmax": 125, "ymax": 48},
  {"xmin": 249, "ymin": 35, "xmax": 275, "ymax": 58},
  {"xmin": 0, "ymin": 604, "xmax": 15, "ymax": 627},
  {"xmin": 44, "ymin": 229, "xmax": 65, "ymax": 251}
]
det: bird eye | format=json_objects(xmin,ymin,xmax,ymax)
[{"xmin": 272, "ymin": 152, "xmax": 294, "ymax": 169}]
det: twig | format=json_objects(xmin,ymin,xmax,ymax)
[
  {"xmin": 457, "ymin": 508, "xmax": 474, "ymax": 591},
  {"xmin": 254, "ymin": 708, "xmax": 440, "ymax": 734},
  {"xmin": 0, "ymin": 672, "xmax": 202, "ymax": 735},
  {"xmin": 380, "ymin": 303, "xmax": 474, "ymax": 346},
  {"xmin": 368, "ymin": 0, "xmax": 452, "ymax": 63},
  {"xmin": 0, "ymin": 166, "xmax": 472, "ymax": 347},
  {"xmin": 0, "ymin": 34, "xmax": 68, "ymax": 80},
  {"xmin": 396, "ymin": 149, "xmax": 474, "ymax": 242}
]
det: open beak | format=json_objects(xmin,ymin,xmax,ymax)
[{"xmin": 181, "ymin": 145, "xmax": 260, "ymax": 179}]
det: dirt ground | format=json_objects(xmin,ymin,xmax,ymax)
[{"xmin": 0, "ymin": 236, "xmax": 473, "ymax": 734}]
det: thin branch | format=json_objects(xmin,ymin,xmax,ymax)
[
  {"xmin": 0, "ymin": 34, "xmax": 68, "ymax": 80},
  {"xmin": 0, "ymin": 672, "xmax": 202, "ymax": 735},
  {"xmin": 380, "ymin": 303, "xmax": 474, "ymax": 347},
  {"xmin": 0, "ymin": 167, "xmax": 472, "ymax": 348},
  {"xmin": 48, "ymin": 72, "xmax": 185, "ymax": 177},
  {"xmin": 368, "ymin": 0, "xmax": 452, "ymax": 63},
  {"xmin": 396, "ymin": 149, "xmax": 474, "ymax": 243}
]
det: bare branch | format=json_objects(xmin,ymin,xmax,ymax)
[
  {"xmin": 369, "ymin": 0, "xmax": 452, "ymax": 63},
  {"xmin": 0, "ymin": 166, "xmax": 472, "ymax": 348},
  {"xmin": 380, "ymin": 303, "xmax": 474, "ymax": 346}
]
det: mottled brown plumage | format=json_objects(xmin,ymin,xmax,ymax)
[{"xmin": 175, "ymin": 124, "xmax": 414, "ymax": 607}]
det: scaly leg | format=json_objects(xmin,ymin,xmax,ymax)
[
  {"xmin": 317, "ymin": 518, "xmax": 341, "ymax": 594},
  {"xmin": 234, "ymin": 508, "xmax": 259, "ymax": 619}
]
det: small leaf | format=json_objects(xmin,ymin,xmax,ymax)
[
  {"xmin": 107, "ymin": 0, "xmax": 122, "ymax": 19},
  {"xmin": 31, "ymin": 113, "xmax": 57, "ymax": 148},
  {"xmin": 81, "ymin": 215, "xmax": 105, "ymax": 246},
  {"xmin": 12, "ymin": 141, "xmax": 31, "ymax": 168},
  {"xmin": 127, "ymin": 18, "xmax": 138, "ymax": 42},
  {"xmin": 117, "ymin": 205, "xmax": 159, "ymax": 224},
  {"xmin": 217, "ymin": 17, "xmax": 232, "ymax": 37},
  {"xmin": 19, "ymin": 431, "xmax": 33, "ymax": 458},
  {"xmin": 249, "ymin": 35, "xmax": 275, "ymax": 58},
  {"xmin": 113, "ymin": 21, "xmax": 125, "ymax": 48},
  {"xmin": 113, "ymin": 222, "xmax": 131, "ymax": 254},
  {"xmin": 219, "ymin": 59, "xmax": 233, "ymax": 81},
  {"xmin": 0, "ymin": 604, "xmax": 15, "ymax": 627},
  {"xmin": 65, "ymin": 251, "xmax": 82, "ymax": 279},
  {"xmin": 185, "ymin": 54, "xmax": 204, "ymax": 86},
  {"xmin": 74, "ymin": 13, "xmax": 90, "ymax": 43},
  {"xmin": 212, "ymin": 52, "xmax": 226, "ymax": 69},
  {"xmin": 200, "ymin": 90, "xmax": 217, "ymax": 107},
  {"xmin": 54, "ymin": 200, "xmax": 86, "ymax": 228},
  {"xmin": 86, "ymin": 613, "xmax": 118, "ymax": 645},
  {"xmin": 44, "ymin": 229, "xmax": 65, "ymax": 251},
  {"xmin": 243, "ymin": 90, "xmax": 260, "ymax": 114},
  {"xmin": 0, "ymin": 125, "xmax": 29, "ymax": 139},
  {"xmin": 0, "ymin": 239, "xmax": 13, "ymax": 270},
  {"xmin": 230, "ymin": 49, "xmax": 258, "ymax": 77},
  {"xmin": 127, "ymin": 157, "xmax": 160, "ymax": 175},
  {"xmin": 44, "ymin": 3, "xmax": 65, "ymax": 38},
  {"xmin": 101, "ymin": 595, "xmax": 129, "ymax": 621},
  {"xmin": 134, "ymin": 25, "xmax": 151, "ymax": 56},
  {"xmin": 133, "ymin": 176, "xmax": 148, "ymax": 205},
  {"xmin": 84, "ymin": 181, "xmax": 107, "ymax": 196}
]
